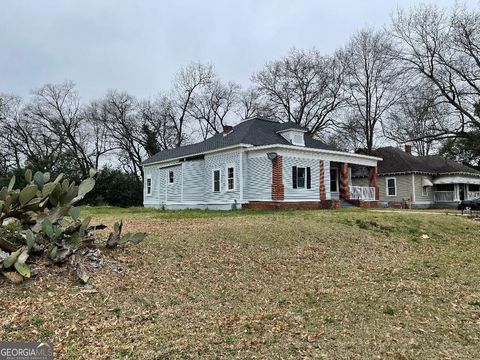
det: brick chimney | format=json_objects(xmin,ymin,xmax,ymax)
[
  {"xmin": 404, "ymin": 144, "xmax": 412, "ymax": 154},
  {"xmin": 223, "ymin": 125, "xmax": 233, "ymax": 134}
]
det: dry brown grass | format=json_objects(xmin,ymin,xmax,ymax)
[{"xmin": 1, "ymin": 208, "xmax": 479, "ymax": 359}]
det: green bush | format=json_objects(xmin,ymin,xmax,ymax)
[{"xmin": 83, "ymin": 167, "xmax": 143, "ymax": 208}]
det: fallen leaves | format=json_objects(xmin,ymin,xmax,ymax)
[{"xmin": 1, "ymin": 209, "xmax": 479, "ymax": 359}]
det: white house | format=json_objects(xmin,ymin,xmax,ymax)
[{"xmin": 142, "ymin": 117, "xmax": 381, "ymax": 210}]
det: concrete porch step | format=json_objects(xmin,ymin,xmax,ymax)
[{"xmin": 340, "ymin": 199, "xmax": 356, "ymax": 208}]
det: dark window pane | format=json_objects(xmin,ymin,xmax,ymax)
[
  {"xmin": 387, "ymin": 178, "xmax": 396, "ymax": 195},
  {"xmin": 213, "ymin": 170, "xmax": 220, "ymax": 192},
  {"xmin": 227, "ymin": 167, "xmax": 234, "ymax": 190},
  {"xmin": 330, "ymin": 169, "xmax": 337, "ymax": 192},
  {"xmin": 306, "ymin": 167, "xmax": 311, "ymax": 189},
  {"xmin": 292, "ymin": 166, "xmax": 297, "ymax": 189},
  {"xmin": 297, "ymin": 167, "xmax": 305, "ymax": 188}
]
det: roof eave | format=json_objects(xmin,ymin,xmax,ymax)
[
  {"xmin": 141, "ymin": 143, "xmax": 253, "ymax": 167},
  {"xmin": 245, "ymin": 144, "xmax": 383, "ymax": 162}
]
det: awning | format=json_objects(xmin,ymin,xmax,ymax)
[
  {"xmin": 432, "ymin": 175, "xmax": 480, "ymax": 185},
  {"xmin": 421, "ymin": 177, "xmax": 433, "ymax": 187}
]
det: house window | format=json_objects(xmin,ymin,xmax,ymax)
[
  {"xmin": 146, "ymin": 177, "xmax": 152, "ymax": 196},
  {"xmin": 330, "ymin": 168, "xmax": 338, "ymax": 192},
  {"xmin": 168, "ymin": 170, "xmax": 174, "ymax": 184},
  {"xmin": 292, "ymin": 166, "xmax": 311, "ymax": 189},
  {"xmin": 469, "ymin": 184, "xmax": 480, "ymax": 192},
  {"xmin": 435, "ymin": 184, "xmax": 454, "ymax": 192},
  {"xmin": 227, "ymin": 166, "xmax": 235, "ymax": 191},
  {"xmin": 422, "ymin": 186, "xmax": 429, "ymax": 196},
  {"xmin": 386, "ymin": 177, "xmax": 397, "ymax": 196},
  {"xmin": 212, "ymin": 169, "xmax": 221, "ymax": 192}
]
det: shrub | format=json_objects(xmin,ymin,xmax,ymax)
[{"xmin": 0, "ymin": 169, "xmax": 145, "ymax": 283}]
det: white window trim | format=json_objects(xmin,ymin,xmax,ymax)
[
  {"xmin": 225, "ymin": 163, "xmax": 235, "ymax": 192},
  {"xmin": 422, "ymin": 186, "xmax": 428, "ymax": 196},
  {"xmin": 146, "ymin": 176, "xmax": 152, "ymax": 196},
  {"xmin": 293, "ymin": 166, "xmax": 307, "ymax": 189},
  {"xmin": 386, "ymin": 177, "xmax": 397, "ymax": 197},
  {"xmin": 168, "ymin": 170, "xmax": 175, "ymax": 185},
  {"xmin": 212, "ymin": 168, "xmax": 221, "ymax": 193}
]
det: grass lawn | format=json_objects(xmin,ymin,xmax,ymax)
[{"xmin": 1, "ymin": 207, "xmax": 480, "ymax": 359}]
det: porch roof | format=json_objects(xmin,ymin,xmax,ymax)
[{"xmin": 433, "ymin": 175, "xmax": 480, "ymax": 185}]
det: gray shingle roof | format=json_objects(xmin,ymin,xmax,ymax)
[
  {"xmin": 142, "ymin": 117, "xmax": 337, "ymax": 165},
  {"xmin": 368, "ymin": 147, "xmax": 480, "ymax": 176}
]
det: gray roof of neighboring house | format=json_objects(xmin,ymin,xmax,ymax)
[
  {"xmin": 367, "ymin": 146, "xmax": 480, "ymax": 176},
  {"xmin": 142, "ymin": 117, "xmax": 337, "ymax": 165}
]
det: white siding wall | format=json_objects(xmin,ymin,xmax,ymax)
[
  {"xmin": 165, "ymin": 165, "xmax": 182, "ymax": 203},
  {"xmin": 283, "ymin": 156, "xmax": 320, "ymax": 200},
  {"xmin": 182, "ymin": 160, "xmax": 205, "ymax": 203},
  {"xmin": 246, "ymin": 156, "xmax": 272, "ymax": 200},
  {"xmin": 204, "ymin": 150, "xmax": 241, "ymax": 203},
  {"xmin": 143, "ymin": 166, "xmax": 162, "ymax": 207}
]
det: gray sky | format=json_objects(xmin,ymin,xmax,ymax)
[{"xmin": 1, "ymin": 0, "xmax": 477, "ymax": 101}]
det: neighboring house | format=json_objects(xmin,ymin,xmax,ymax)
[
  {"xmin": 352, "ymin": 146, "xmax": 480, "ymax": 208},
  {"xmin": 141, "ymin": 117, "xmax": 381, "ymax": 210}
]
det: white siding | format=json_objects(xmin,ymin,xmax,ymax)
[
  {"xmin": 143, "ymin": 166, "xmax": 162, "ymax": 207},
  {"xmin": 182, "ymin": 160, "xmax": 206, "ymax": 202},
  {"xmin": 246, "ymin": 156, "xmax": 272, "ymax": 200},
  {"xmin": 204, "ymin": 150, "xmax": 241, "ymax": 203},
  {"xmin": 165, "ymin": 165, "xmax": 182, "ymax": 203},
  {"xmin": 283, "ymin": 156, "xmax": 320, "ymax": 200}
]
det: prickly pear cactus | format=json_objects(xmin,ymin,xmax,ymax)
[{"xmin": 0, "ymin": 169, "xmax": 145, "ymax": 283}]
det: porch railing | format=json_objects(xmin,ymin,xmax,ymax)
[
  {"xmin": 350, "ymin": 186, "xmax": 376, "ymax": 201},
  {"xmin": 434, "ymin": 191, "xmax": 455, "ymax": 202},
  {"xmin": 467, "ymin": 191, "xmax": 480, "ymax": 200}
]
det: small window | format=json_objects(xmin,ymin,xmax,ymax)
[
  {"xmin": 330, "ymin": 168, "xmax": 338, "ymax": 192},
  {"xmin": 293, "ymin": 134, "xmax": 303, "ymax": 145},
  {"xmin": 292, "ymin": 166, "xmax": 311, "ymax": 189},
  {"xmin": 422, "ymin": 186, "xmax": 429, "ymax": 196},
  {"xmin": 168, "ymin": 170, "xmax": 174, "ymax": 184},
  {"xmin": 146, "ymin": 177, "xmax": 152, "ymax": 196},
  {"xmin": 227, "ymin": 166, "xmax": 235, "ymax": 191},
  {"xmin": 213, "ymin": 170, "xmax": 221, "ymax": 192},
  {"xmin": 387, "ymin": 178, "xmax": 396, "ymax": 196}
]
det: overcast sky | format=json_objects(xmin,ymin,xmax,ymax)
[{"xmin": 1, "ymin": 0, "xmax": 477, "ymax": 101}]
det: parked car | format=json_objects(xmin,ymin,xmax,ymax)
[{"xmin": 458, "ymin": 197, "xmax": 480, "ymax": 211}]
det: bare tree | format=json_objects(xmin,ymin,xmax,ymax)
[
  {"xmin": 188, "ymin": 80, "xmax": 240, "ymax": 139},
  {"xmin": 138, "ymin": 98, "xmax": 177, "ymax": 153},
  {"xmin": 101, "ymin": 90, "xmax": 145, "ymax": 182},
  {"xmin": 391, "ymin": 4, "xmax": 480, "ymax": 139},
  {"xmin": 168, "ymin": 62, "xmax": 215, "ymax": 146},
  {"xmin": 83, "ymin": 101, "xmax": 117, "ymax": 169},
  {"xmin": 0, "ymin": 93, "xmax": 68, "ymax": 173},
  {"xmin": 252, "ymin": 48, "xmax": 346, "ymax": 135},
  {"xmin": 384, "ymin": 82, "xmax": 448, "ymax": 155},
  {"xmin": 26, "ymin": 81, "xmax": 94, "ymax": 176},
  {"xmin": 339, "ymin": 29, "xmax": 403, "ymax": 151},
  {"xmin": 0, "ymin": 94, "xmax": 24, "ymax": 172},
  {"xmin": 236, "ymin": 87, "xmax": 275, "ymax": 120}
]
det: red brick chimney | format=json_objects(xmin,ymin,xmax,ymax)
[
  {"xmin": 223, "ymin": 125, "xmax": 233, "ymax": 134},
  {"xmin": 404, "ymin": 144, "xmax": 412, "ymax": 154}
]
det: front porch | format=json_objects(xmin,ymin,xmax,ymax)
[
  {"xmin": 434, "ymin": 183, "xmax": 480, "ymax": 203},
  {"xmin": 330, "ymin": 162, "xmax": 378, "ymax": 203}
]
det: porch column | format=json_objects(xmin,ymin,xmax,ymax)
[
  {"xmin": 319, "ymin": 160, "xmax": 326, "ymax": 201},
  {"xmin": 369, "ymin": 166, "xmax": 380, "ymax": 201},
  {"xmin": 339, "ymin": 162, "xmax": 350, "ymax": 200},
  {"xmin": 271, "ymin": 155, "xmax": 284, "ymax": 201}
]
